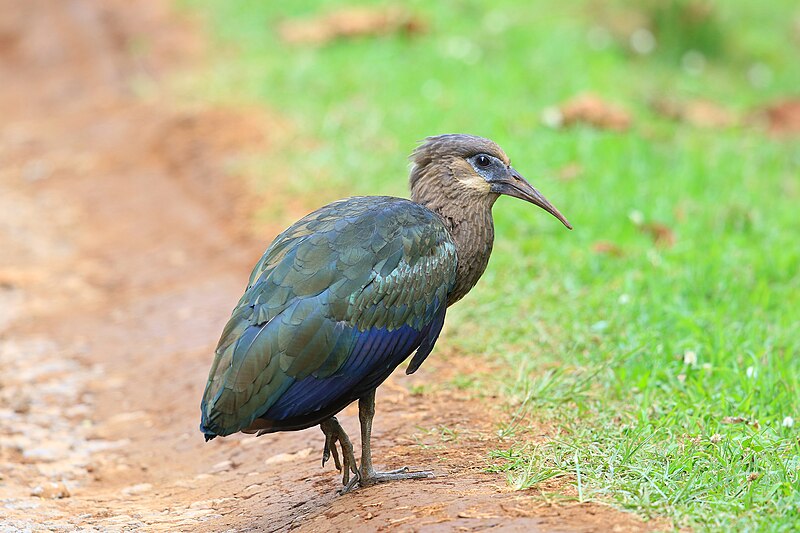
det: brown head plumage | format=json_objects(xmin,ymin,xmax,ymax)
[{"xmin": 408, "ymin": 134, "xmax": 571, "ymax": 229}]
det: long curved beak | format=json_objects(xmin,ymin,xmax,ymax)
[{"xmin": 491, "ymin": 167, "xmax": 573, "ymax": 230}]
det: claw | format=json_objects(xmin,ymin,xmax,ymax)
[
  {"xmin": 339, "ymin": 469, "xmax": 361, "ymax": 495},
  {"xmin": 339, "ymin": 438, "xmax": 356, "ymax": 486},
  {"xmin": 345, "ymin": 461, "xmax": 359, "ymax": 487},
  {"xmin": 322, "ymin": 432, "xmax": 342, "ymax": 470},
  {"xmin": 322, "ymin": 436, "xmax": 331, "ymax": 467},
  {"xmin": 331, "ymin": 441, "xmax": 342, "ymax": 471}
]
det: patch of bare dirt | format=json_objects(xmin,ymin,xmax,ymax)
[{"xmin": 0, "ymin": 1, "xmax": 665, "ymax": 531}]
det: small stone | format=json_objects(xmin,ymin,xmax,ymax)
[
  {"xmin": 31, "ymin": 482, "xmax": 70, "ymax": 499},
  {"xmin": 21, "ymin": 159, "xmax": 51, "ymax": 182},
  {"xmin": 105, "ymin": 514, "xmax": 135, "ymax": 524},
  {"xmin": 189, "ymin": 497, "xmax": 232, "ymax": 509},
  {"xmin": 181, "ymin": 508, "xmax": 214, "ymax": 518},
  {"xmin": 240, "ymin": 484, "xmax": 264, "ymax": 498},
  {"xmin": 121, "ymin": 483, "xmax": 153, "ymax": 496},
  {"xmin": 264, "ymin": 447, "xmax": 313, "ymax": 465},
  {"xmin": 211, "ymin": 459, "xmax": 234, "ymax": 472},
  {"xmin": 107, "ymin": 411, "xmax": 148, "ymax": 424}
]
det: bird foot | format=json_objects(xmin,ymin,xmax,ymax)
[
  {"xmin": 337, "ymin": 466, "xmax": 434, "ymax": 494},
  {"xmin": 320, "ymin": 417, "xmax": 433, "ymax": 494},
  {"xmin": 320, "ymin": 417, "xmax": 360, "ymax": 489}
]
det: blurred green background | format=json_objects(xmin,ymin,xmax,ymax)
[{"xmin": 180, "ymin": 1, "xmax": 800, "ymax": 530}]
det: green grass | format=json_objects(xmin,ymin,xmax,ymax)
[{"xmin": 178, "ymin": 1, "xmax": 800, "ymax": 530}]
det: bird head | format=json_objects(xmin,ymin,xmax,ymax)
[{"xmin": 409, "ymin": 134, "xmax": 572, "ymax": 229}]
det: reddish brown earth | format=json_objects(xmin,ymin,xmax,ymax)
[{"xmin": 0, "ymin": 2, "xmax": 665, "ymax": 531}]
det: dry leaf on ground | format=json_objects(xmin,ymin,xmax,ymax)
[
  {"xmin": 556, "ymin": 162, "xmax": 583, "ymax": 181},
  {"xmin": 639, "ymin": 222, "xmax": 675, "ymax": 247},
  {"xmin": 721, "ymin": 416, "xmax": 748, "ymax": 424},
  {"xmin": 278, "ymin": 7, "xmax": 425, "ymax": 45},
  {"xmin": 651, "ymin": 98, "xmax": 736, "ymax": 128},
  {"xmin": 592, "ymin": 241, "xmax": 625, "ymax": 257},
  {"xmin": 751, "ymin": 98, "xmax": 800, "ymax": 136},
  {"xmin": 547, "ymin": 93, "xmax": 631, "ymax": 131}
]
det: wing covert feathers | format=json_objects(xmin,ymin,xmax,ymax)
[{"xmin": 200, "ymin": 197, "xmax": 456, "ymax": 437}]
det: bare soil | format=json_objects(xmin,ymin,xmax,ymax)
[{"xmin": 0, "ymin": 2, "xmax": 665, "ymax": 531}]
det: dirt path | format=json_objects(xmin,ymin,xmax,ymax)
[{"xmin": 0, "ymin": 2, "xmax": 662, "ymax": 531}]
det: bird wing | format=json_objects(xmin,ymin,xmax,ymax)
[{"xmin": 200, "ymin": 197, "xmax": 457, "ymax": 438}]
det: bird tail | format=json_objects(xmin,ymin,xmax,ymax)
[{"xmin": 199, "ymin": 406, "xmax": 220, "ymax": 441}]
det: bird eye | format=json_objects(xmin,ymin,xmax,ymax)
[{"xmin": 476, "ymin": 155, "xmax": 491, "ymax": 167}]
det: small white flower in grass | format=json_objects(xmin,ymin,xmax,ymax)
[
  {"xmin": 541, "ymin": 107, "xmax": 563, "ymax": 129},
  {"xmin": 630, "ymin": 28, "xmax": 656, "ymax": 55},
  {"xmin": 746, "ymin": 366, "xmax": 757, "ymax": 379},
  {"xmin": 628, "ymin": 210, "xmax": 644, "ymax": 226},
  {"xmin": 618, "ymin": 293, "xmax": 630, "ymax": 305},
  {"xmin": 683, "ymin": 350, "xmax": 697, "ymax": 366},
  {"xmin": 710, "ymin": 433, "xmax": 722, "ymax": 443},
  {"xmin": 747, "ymin": 62, "xmax": 773, "ymax": 89},
  {"xmin": 682, "ymin": 50, "xmax": 706, "ymax": 76},
  {"xmin": 646, "ymin": 249, "xmax": 662, "ymax": 267},
  {"xmin": 782, "ymin": 416, "xmax": 794, "ymax": 428}
]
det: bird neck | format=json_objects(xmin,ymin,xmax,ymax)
[{"xmin": 413, "ymin": 188, "xmax": 497, "ymax": 306}]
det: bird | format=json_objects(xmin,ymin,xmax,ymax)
[{"xmin": 200, "ymin": 134, "xmax": 571, "ymax": 493}]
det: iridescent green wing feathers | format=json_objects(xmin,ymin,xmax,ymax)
[{"xmin": 200, "ymin": 197, "xmax": 457, "ymax": 437}]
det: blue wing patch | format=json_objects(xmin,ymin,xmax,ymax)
[{"xmin": 262, "ymin": 325, "xmax": 418, "ymax": 420}]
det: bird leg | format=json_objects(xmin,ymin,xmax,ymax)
[
  {"xmin": 356, "ymin": 389, "xmax": 433, "ymax": 488},
  {"xmin": 319, "ymin": 417, "xmax": 360, "ymax": 492}
]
